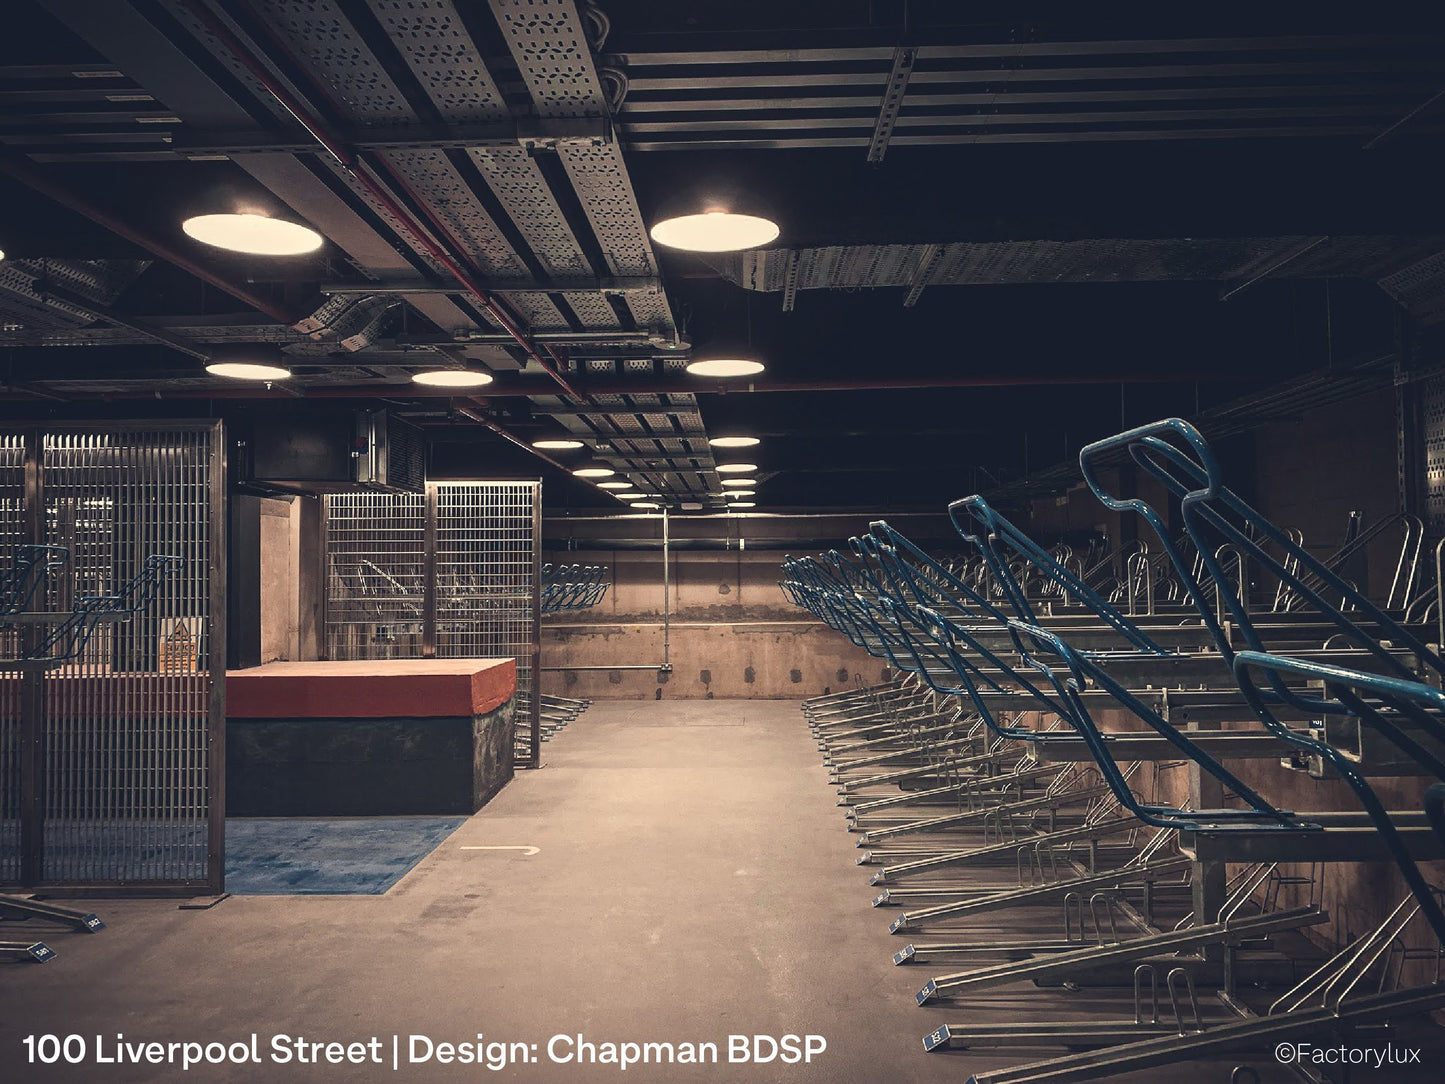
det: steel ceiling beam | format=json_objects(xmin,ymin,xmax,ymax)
[
  {"xmin": 626, "ymin": 59, "xmax": 1442, "ymax": 92},
  {"xmin": 621, "ymin": 81, "xmax": 1445, "ymax": 113},
  {"xmin": 619, "ymin": 35, "xmax": 1440, "ymax": 67},
  {"xmin": 320, "ymin": 277, "xmax": 661, "ymax": 296}
]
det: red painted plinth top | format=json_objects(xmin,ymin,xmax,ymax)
[{"xmin": 226, "ymin": 659, "xmax": 517, "ymax": 719}]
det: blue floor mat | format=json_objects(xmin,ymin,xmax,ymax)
[{"xmin": 224, "ymin": 817, "xmax": 466, "ymax": 895}]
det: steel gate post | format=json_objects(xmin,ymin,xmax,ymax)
[
  {"xmin": 422, "ymin": 483, "xmax": 438, "ymax": 659},
  {"xmin": 529, "ymin": 479, "xmax": 543, "ymax": 769},
  {"xmin": 206, "ymin": 421, "xmax": 227, "ymax": 895}
]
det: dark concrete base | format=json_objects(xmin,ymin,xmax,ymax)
[{"xmin": 227, "ymin": 697, "xmax": 515, "ymax": 816}]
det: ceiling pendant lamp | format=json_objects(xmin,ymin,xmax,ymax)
[
  {"xmin": 411, "ymin": 369, "xmax": 494, "ymax": 388},
  {"xmin": 532, "ymin": 438, "xmax": 584, "ymax": 450},
  {"xmin": 685, "ymin": 357, "xmax": 765, "ymax": 378},
  {"xmin": 708, "ymin": 435, "xmax": 760, "ymax": 448},
  {"xmin": 182, "ymin": 212, "xmax": 323, "ymax": 255},
  {"xmin": 650, "ymin": 210, "xmax": 779, "ymax": 253},
  {"xmin": 205, "ymin": 343, "xmax": 291, "ymax": 381},
  {"xmin": 206, "ymin": 360, "xmax": 292, "ymax": 381}
]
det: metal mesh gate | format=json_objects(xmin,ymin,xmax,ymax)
[
  {"xmin": 323, "ymin": 491, "xmax": 425, "ymax": 660},
  {"xmin": 0, "ymin": 423, "xmax": 224, "ymax": 892},
  {"xmin": 323, "ymin": 482, "xmax": 542, "ymax": 766}
]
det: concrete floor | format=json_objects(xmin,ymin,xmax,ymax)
[{"xmin": 0, "ymin": 700, "xmax": 1427, "ymax": 1082}]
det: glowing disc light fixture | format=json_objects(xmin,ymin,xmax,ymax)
[
  {"xmin": 649, "ymin": 210, "xmax": 779, "ymax": 253},
  {"xmin": 685, "ymin": 357, "xmax": 765, "ymax": 378},
  {"xmin": 708, "ymin": 435, "xmax": 760, "ymax": 448},
  {"xmin": 205, "ymin": 343, "xmax": 290, "ymax": 381},
  {"xmin": 715, "ymin": 463, "xmax": 758, "ymax": 474},
  {"xmin": 411, "ymin": 369, "xmax": 494, "ymax": 389},
  {"xmin": 182, "ymin": 213, "xmax": 323, "ymax": 256},
  {"xmin": 532, "ymin": 439, "xmax": 584, "ymax": 451},
  {"xmin": 573, "ymin": 466, "xmax": 616, "ymax": 479},
  {"xmin": 206, "ymin": 360, "xmax": 292, "ymax": 381},
  {"xmin": 729, "ymin": 502, "xmax": 756, "ymax": 509},
  {"xmin": 598, "ymin": 480, "xmax": 634, "ymax": 490},
  {"xmin": 721, "ymin": 478, "xmax": 756, "ymax": 488}
]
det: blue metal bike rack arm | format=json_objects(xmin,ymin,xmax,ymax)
[
  {"xmin": 949, "ymin": 496, "xmax": 1171, "ymax": 656},
  {"xmin": 1008, "ymin": 619, "xmax": 1296, "ymax": 831},
  {"xmin": 1234, "ymin": 649, "xmax": 1445, "ymax": 946},
  {"xmin": 868, "ymin": 520, "xmax": 1002, "ymax": 620},
  {"xmin": 1081, "ymin": 419, "xmax": 1445, "ymax": 698}
]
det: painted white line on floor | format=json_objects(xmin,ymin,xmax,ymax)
[{"xmin": 460, "ymin": 845, "xmax": 540, "ymax": 856}]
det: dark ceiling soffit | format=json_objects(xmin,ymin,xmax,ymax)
[{"xmin": 0, "ymin": 152, "xmax": 301, "ymax": 325}]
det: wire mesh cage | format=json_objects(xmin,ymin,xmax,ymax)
[
  {"xmin": 0, "ymin": 423, "xmax": 224, "ymax": 891},
  {"xmin": 323, "ymin": 481, "xmax": 542, "ymax": 766},
  {"xmin": 323, "ymin": 491, "xmax": 426, "ymax": 660}
]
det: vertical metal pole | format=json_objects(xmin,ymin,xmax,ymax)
[
  {"xmin": 19, "ymin": 429, "xmax": 43, "ymax": 885},
  {"xmin": 317, "ymin": 497, "xmax": 331, "ymax": 660},
  {"xmin": 1183, "ymin": 696, "xmax": 1227, "ymax": 967},
  {"xmin": 422, "ymin": 483, "xmax": 438, "ymax": 658},
  {"xmin": 206, "ymin": 422, "xmax": 228, "ymax": 895},
  {"xmin": 662, "ymin": 508, "xmax": 671, "ymax": 670},
  {"xmin": 529, "ymin": 481, "xmax": 542, "ymax": 769}
]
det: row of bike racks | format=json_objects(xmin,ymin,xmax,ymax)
[
  {"xmin": 1, "ymin": 546, "xmax": 182, "ymax": 669},
  {"xmin": 329, "ymin": 560, "xmax": 610, "ymax": 642},
  {"xmin": 534, "ymin": 566, "xmax": 605, "ymax": 735},
  {"xmin": 538, "ymin": 692, "xmax": 592, "ymax": 744},
  {"xmin": 0, "ymin": 894, "xmax": 106, "ymax": 965},
  {"xmin": 540, "ymin": 563, "xmax": 609, "ymax": 614},
  {"xmin": 782, "ymin": 416, "xmax": 1445, "ymax": 1082}
]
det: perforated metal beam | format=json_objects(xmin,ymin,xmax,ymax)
[
  {"xmin": 866, "ymin": 45, "xmax": 917, "ymax": 163},
  {"xmin": 491, "ymin": 0, "xmax": 676, "ymax": 337}
]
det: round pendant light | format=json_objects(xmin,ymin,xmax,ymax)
[
  {"xmin": 649, "ymin": 211, "xmax": 779, "ymax": 253},
  {"xmin": 685, "ymin": 358, "xmax": 765, "ymax": 378},
  {"xmin": 598, "ymin": 480, "xmax": 634, "ymax": 490},
  {"xmin": 716, "ymin": 462, "xmax": 757, "ymax": 474},
  {"xmin": 573, "ymin": 466, "xmax": 616, "ymax": 479},
  {"xmin": 721, "ymin": 478, "xmax": 756, "ymax": 488},
  {"xmin": 182, "ymin": 213, "xmax": 323, "ymax": 256},
  {"xmin": 708, "ymin": 435, "xmax": 760, "ymax": 448},
  {"xmin": 532, "ymin": 439, "xmax": 584, "ymax": 450},
  {"xmin": 728, "ymin": 502, "xmax": 756, "ymax": 509},
  {"xmin": 206, "ymin": 361, "xmax": 292, "ymax": 381},
  {"xmin": 411, "ymin": 369, "xmax": 494, "ymax": 388}
]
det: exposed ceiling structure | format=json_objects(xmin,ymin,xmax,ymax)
[{"xmin": 1, "ymin": 2, "xmax": 1443, "ymax": 512}]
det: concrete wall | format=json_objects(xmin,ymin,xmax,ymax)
[
  {"xmin": 539, "ymin": 543, "xmax": 883, "ymax": 700},
  {"xmin": 1249, "ymin": 386, "xmax": 1402, "ymax": 598},
  {"xmin": 256, "ymin": 495, "xmax": 324, "ymax": 663},
  {"xmin": 258, "ymin": 498, "xmax": 296, "ymax": 663}
]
